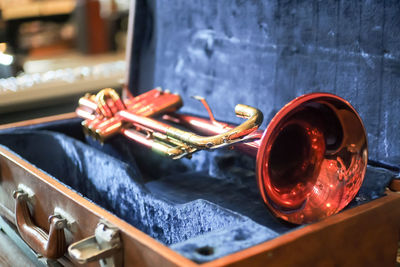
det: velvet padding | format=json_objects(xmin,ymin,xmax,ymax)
[{"xmin": 0, "ymin": 119, "xmax": 394, "ymax": 262}]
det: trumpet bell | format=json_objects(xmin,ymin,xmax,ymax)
[{"xmin": 257, "ymin": 93, "xmax": 368, "ymax": 224}]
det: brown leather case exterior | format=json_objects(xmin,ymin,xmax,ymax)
[{"xmin": 1, "ymin": 114, "xmax": 400, "ymax": 267}]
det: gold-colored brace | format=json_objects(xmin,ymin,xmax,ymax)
[{"xmin": 148, "ymin": 104, "xmax": 263, "ymax": 159}]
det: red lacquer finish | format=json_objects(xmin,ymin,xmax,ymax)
[
  {"xmin": 256, "ymin": 93, "xmax": 368, "ymax": 224},
  {"xmin": 77, "ymin": 88, "xmax": 183, "ymax": 141}
]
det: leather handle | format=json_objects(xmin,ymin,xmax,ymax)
[{"xmin": 13, "ymin": 190, "xmax": 67, "ymax": 259}]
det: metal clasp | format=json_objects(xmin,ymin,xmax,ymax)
[{"xmin": 68, "ymin": 221, "xmax": 122, "ymax": 267}]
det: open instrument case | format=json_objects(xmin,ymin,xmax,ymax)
[{"xmin": 1, "ymin": 0, "xmax": 400, "ymax": 266}]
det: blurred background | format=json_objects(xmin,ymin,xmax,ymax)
[{"xmin": 0, "ymin": 0, "xmax": 129, "ymax": 124}]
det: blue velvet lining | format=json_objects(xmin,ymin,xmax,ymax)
[
  {"xmin": 0, "ymin": 119, "xmax": 395, "ymax": 262},
  {"xmin": 131, "ymin": 0, "xmax": 400, "ymax": 168}
]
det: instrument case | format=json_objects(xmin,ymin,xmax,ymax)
[{"xmin": 1, "ymin": 0, "xmax": 400, "ymax": 266}]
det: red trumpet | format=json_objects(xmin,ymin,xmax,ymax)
[{"xmin": 76, "ymin": 88, "xmax": 367, "ymax": 224}]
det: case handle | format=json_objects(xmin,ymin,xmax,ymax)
[{"xmin": 13, "ymin": 189, "xmax": 67, "ymax": 259}]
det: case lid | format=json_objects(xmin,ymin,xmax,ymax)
[{"xmin": 124, "ymin": 0, "xmax": 400, "ymax": 168}]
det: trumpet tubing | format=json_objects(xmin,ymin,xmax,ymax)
[
  {"xmin": 76, "ymin": 88, "xmax": 368, "ymax": 224},
  {"xmin": 77, "ymin": 88, "xmax": 183, "ymax": 141}
]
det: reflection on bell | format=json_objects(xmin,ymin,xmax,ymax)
[{"xmin": 256, "ymin": 93, "xmax": 368, "ymax": 224}]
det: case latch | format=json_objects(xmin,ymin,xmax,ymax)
[{"xmin": 68, "ymin": 221, "xmax": 122, "ymax": 267}]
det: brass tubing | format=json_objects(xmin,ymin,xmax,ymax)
[
  {"xmin": 78, "ymin": 95, "xmax": 98, "ymax": 111},
  {"xmin": 118, "ymin": 104, "xmax": 263, "ymax": 150},
  {"xmin": 78, "ymin": 89, "xmax": 263, "ymax": 153},
  {"xmin": 162, "ymin": 113, "xmax": 262, "ymax": 157},
  {"xmin": 78, "ymin": 88, "xmax": 183, "ymax": 142},
  {"xmin": 76, "ymin": 107, "xmax": 96, "ymax": 121},
  {"xmin": 118, "ymin": 110, "xmax": 170, "ymax": 134},
  {"xmin": 96, "ymin": 88, "xmax": 126, "ymax": 116},
  {"xmin": 121, "ymin": 128, "xmax": 187, "ymax": 159},
  {"xmin": 94, "ymin": 118, "xmax": 123, "ymax": 142}
]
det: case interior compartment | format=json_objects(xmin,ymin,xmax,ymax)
[{"xmin": 0, "ymin": 118, "xmax": 394, "ymax": 262}]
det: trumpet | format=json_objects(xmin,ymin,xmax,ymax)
[{"xmin": 76, "ymin": 88, "xmax": 368, "ymax": 224}]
